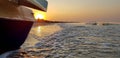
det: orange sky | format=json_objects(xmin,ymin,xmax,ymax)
[{"xmin": 46, "ymin": 0, "xmax": 120, "ymax": 22}]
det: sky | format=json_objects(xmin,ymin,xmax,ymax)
[{"xmin": 46, "ymin": 0, "xmax": 120, "ymax": 22}]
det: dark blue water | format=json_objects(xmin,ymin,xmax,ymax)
[{"xmin": 1, "ymin": 23, "xmax": 120, "ymax": 58}]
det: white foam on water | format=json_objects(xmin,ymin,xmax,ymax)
[{"xmin": 0, "ymin": 50, "xmax": 16, "ymax": 58}]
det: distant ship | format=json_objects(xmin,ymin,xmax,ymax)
[{"xmin": 0, "ymin": 0, "xmax": 48, "ymax": 54}]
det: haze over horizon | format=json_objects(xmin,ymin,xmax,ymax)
[{"xmin": 46, "ymin": 0, "xmax": 120, "ymax": 23}]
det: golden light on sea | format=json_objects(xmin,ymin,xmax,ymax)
[
  {"xmin": 32, "ymin": 9, "xmax": 46, "ymax": 20},
  {"xmin": 37, "ymin": 26, "xmax": 41, "ymax": 33}
]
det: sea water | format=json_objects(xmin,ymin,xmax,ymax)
[{"xmin": 1, "ymin": 23, "xmax": 120, "ymax": 58}]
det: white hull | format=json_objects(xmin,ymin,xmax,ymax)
[{"xmin": 0, "ymin": 0, "xmax": 48, "ymax": 54}]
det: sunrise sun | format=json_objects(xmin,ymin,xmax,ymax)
[
  {"xmin": 34, "ymin": 13, "xmax": 44, "ymax": 20},
  {"xmin": 32, "ymin": 9, "xmax": 46, "ymax": 20}
]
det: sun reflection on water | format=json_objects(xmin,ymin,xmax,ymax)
[
  {"xmin": 37, "ymin": 26, "xmax": 41, "ymax": 33},
  {"xmin": 22, "ymin": 24, "xmax": 62, "ymax": 48}
]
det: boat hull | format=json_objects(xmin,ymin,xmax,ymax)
[{"xmin": 0, "ymin": 18, "xmax": 33, "ymax": 54}]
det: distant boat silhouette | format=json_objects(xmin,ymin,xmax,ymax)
[{"xmin": 0, "ymin": 0, "xmax": 48, "ymax": 54}]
